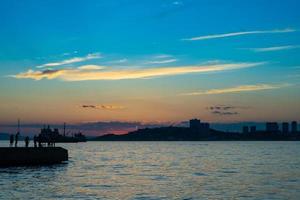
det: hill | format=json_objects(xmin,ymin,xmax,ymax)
[{"xmin": 92, "ymin": 126, "xmax": 300, "ymax": 141}]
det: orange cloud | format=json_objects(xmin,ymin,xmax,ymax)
[{"xmin": 12, "ymin": 62, "xmax": 264, "ymax": 81}]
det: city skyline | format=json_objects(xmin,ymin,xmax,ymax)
[{"xmin": 0, "ymin": 0, "xmax": 300, "ymax": 128}]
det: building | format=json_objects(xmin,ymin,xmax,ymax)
[
  {"xmin": 242, "ymin": 126, "xmax": 249, "ymax": 134},
  {"xmin": 189, "ymin": 119, "xmax": 210, "ymax": 134},
  {"xmin": 190, "ymin": 119, "xmax": 201, "ymax": 131},
  {"xmin": 282, "ymin": 122, "xmax": 289, "ymax": 133},
  {"xmin": 250, "ymin": 126, "xmax": 256, "ymax": 133},
  {"xmin": 266, "ymin": 122, "xmax": 279, "ymax": 132},
  {"xmin": 291, "ymin": 121, "xmax": 298, "ymax": 133}
]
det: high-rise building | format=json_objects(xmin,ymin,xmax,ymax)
[
  {"xmin": 291, "ymin": 121, "xmax": 298, "ymax": 133},
  {"xmin": 250, "ymin": 126, "xmax": 256, "ymax": 133},
  {"xmin": 242, "ymin": 126, "xmax": 249, "ymax": 134},
  {"xmin": 282, "ymin": 122, "xmax": 289, "ymax": 133},
  {"xmin": 266, "ymin": 122, "xmax": 279, "ymax": 132}
]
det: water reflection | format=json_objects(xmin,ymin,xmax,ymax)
[{"xmin": 0, "ymin": 141, "xmax": 300, "ymax": 199}]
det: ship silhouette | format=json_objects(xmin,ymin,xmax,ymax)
[{"xmin": 39, "ymin": 123, "xmax": 86, "ymax": 143}]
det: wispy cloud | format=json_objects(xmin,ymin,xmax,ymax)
[
  {"xmin": 145, "ymin": 54, "xmax": 177, "ymax": 64},
  {"xmin": 247, "ymin": 45, "xmax": 300, "ymax": 52},
  {"xmin": 77, "ymin": 65, "xmax": 105, "ymax": 70},
  {"xmin": 154, "ymin": 54, "xmax": 173, "ymax": 59},
  {"xmin": 11, "ymin": 62, "xmax": 264, "ymax": 81},
  {"xmin": 208, "ymin": 105, "xmax": 245, "ymax": 111},
  {"xmin": 211, "ymin": 110, "xmax": 239, "ymax": 115},
  {"xmin": 147, "ymin": 59, "xmax": 178, "ymax": 64},
  {"xmin": 181, "ymin": 83, "xmax": 291, "ymax": 96},
  {"xmin": 37, "ymin": 53, "xmax": 102, "ymax": 68},
  {"xmin": 61, "ymin": 51, "xmax": 78, "ymax": 56},
  {"xmin": 182, "ymin": 28, "xmax": 296, "ymax": 41},
  {"xmin": 81, "ymin": 104, "xmax": 125, "ymax": 110},
  {"xmin": 207, "ymin": 105, "xmax": 250, "ymax": 116}
]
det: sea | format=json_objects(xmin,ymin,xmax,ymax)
[{"xmin": 0, "ymin": 141, "xmax": 300, "ymax": 200}]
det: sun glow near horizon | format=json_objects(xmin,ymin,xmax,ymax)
[{"xmin": 0, "ymin": 0, "xmax": 299, "ymax": 126}]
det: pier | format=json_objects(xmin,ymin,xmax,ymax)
[{"xmin": 0, "ymin": 147, "xmax": 68, "ymax": 166}]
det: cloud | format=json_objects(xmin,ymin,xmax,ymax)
[
  {"xmin": 37, "ymin": 53, "xmax": 102, "ymax": 68},
  {"xmin": 248, "ymin": 45, "xmax": 300, "ymax": 52},
  {"xmin": 12, "ymin": 69, "xmax": 66, "ymax": 80},
  {"xmin": 208, "ymin": 105, "xmax": 250, "ymax": 110},
  {"xmin": 209, "ymin": 106, "xmax": 239, "ymax": 115},
  {"xmin": 81, "ymin": 104, "xmax": 125, "ymax": 110},
  {"xmin": 211, "ymin": 111, "xmax": 239, "ymax": 115},
  {"xmin": 11, "ymin": 62, "xmax": 264, "ymax": 81},
  {"xmin": 208, "ymin": 105, "xmax": 236, "ymax": 111},
  {"xmin": 181, "ymin": 83, "xmax": 291, "ymax": 96},
  {"xmin": 154, "ymin": 54, "xmax": 173, "ymax": 59},
  {"xmin": 82, "ymin": 105, "xmax": 97, "ymax": 109},
  {"xmin": 182, "ymin": 28, "xmax": 296, "ymax": 41},
  {"xmin": 207, "ymin": 105, "xmax": 250, "ymax": 116},
  {"xmin": 62, "ymin": 51, "xmax": 78, "ymax": 56},
  {"xmin": 147, "ymin": 59, "xmax": 178, "ymax": 64},
  {"xmin": 78, "ymin": 65, "xmax": 105, "ymax": 70}
]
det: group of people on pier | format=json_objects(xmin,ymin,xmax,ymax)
[{"xmin": 9, "ymin": 133, "xmax": 56, "ymax": 148}]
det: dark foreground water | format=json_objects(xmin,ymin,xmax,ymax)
[{"xmin": 0, "ymin": 141, "xmax": 300, "ymax": 200}]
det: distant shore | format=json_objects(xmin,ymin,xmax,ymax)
[{"xmin": 91, "ymin": 126, "xmax": 300, "ymax": 142}]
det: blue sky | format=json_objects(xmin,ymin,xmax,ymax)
[{"xmin": 0, "ymin": 0, "xmax": 299, "ymax": 127}]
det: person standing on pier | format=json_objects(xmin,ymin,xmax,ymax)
[
  {"xmin": 25, "ymin": 136, "xmax": 29, "ymax": 148},
  {"xmin": 33, "ymin": 135, "xmax": 37, "ymax": 147},
  {"xmin": 9, "ymin": 134, "xmax": 14, "ymax": 147},
  {"xmin": 15, "ymin": 132, "xmax": 20, "ymax": 147},
  {"xmin": 38, "ymin": 134, "xmax": 42, "ymax": 147},
  {"xmin": 15, "ymin": 119, "xmax": 21, "ymax": 147}
]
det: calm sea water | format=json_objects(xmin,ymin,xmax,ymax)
[{"xmin": 0, "ymin": 141, "xmax": 300, "ymax": 200}]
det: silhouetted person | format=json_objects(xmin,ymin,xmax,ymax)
[
  {"xmin": 24, "ymin": 136, "xmax": 29, "ymax": 147},
  {"xmin": 38, "ymin": 135, "xmax": 42, "ymax": 147},
  {"xmin": 33, "ymin": 135, "xmax": 37, "ymax": 147},
  {"xmin": 50, "ymin": 135, "xmax": 55, "ymax": 147},
  {"xmin": 15, "ymin": 132, "xmax": 20, "ymax": 147},
  {"xmin": 9, "ymin": 134, "xmax": 14, "ymax": 147}
]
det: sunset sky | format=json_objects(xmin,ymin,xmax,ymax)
[{"xmin": 0, "ymin": 0, "xmax": 300, "ymax": 129}]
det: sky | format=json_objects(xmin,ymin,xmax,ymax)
[{"xmin": 0, "ymin": 0, "xmax": 300, "ymax": 135}]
